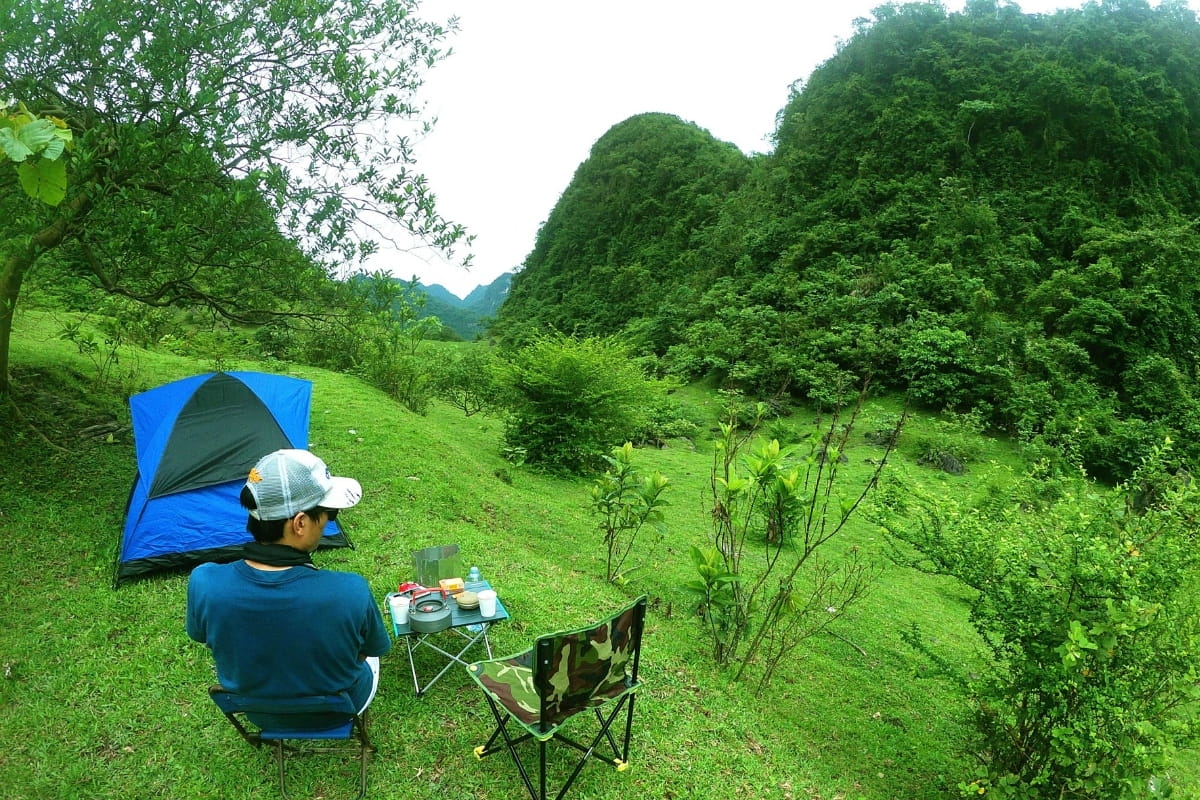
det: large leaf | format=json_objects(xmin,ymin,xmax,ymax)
[
  {"xmin": 41, "ymin": 135, "xmax": 66, "ymax": 161},
  {"xmin": 16, "ymin": 118, "xmax": 57, "ymax": 155},
  {"xmin": 0, "ymin": 127, "xmax": 34, "ymax": 162},
  {"xmin": 18, "ymin": 158, "xmax": 68, "ymax": 206}
]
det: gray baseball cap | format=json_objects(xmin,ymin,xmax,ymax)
[{"xmin": 245, "ymin": 449, "xmax": 362, "ymax": 521}]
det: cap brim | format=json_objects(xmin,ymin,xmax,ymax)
[{"xmin": 319, "ymin": 476, "xmax": 362, "ymax": 509}]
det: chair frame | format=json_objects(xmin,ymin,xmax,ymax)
[
  {"xmin": 208, "ymin": 685, "xmax": 373, "ymax": 800},
  {"xmin": 469, "ymin": 596, "xmax": 648, "ymax": 800}
]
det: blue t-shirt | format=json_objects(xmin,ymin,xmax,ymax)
[{"xmin": 186, "ymin": 561, "xmax": 391, "ymax": 710}]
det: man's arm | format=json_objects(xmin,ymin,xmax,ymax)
[
  {"xmin": 185, "ymin": 569, "xmax": 207, "ymax": 644},
  {"xmin": 358, "ymin": 583, "xmax": 392, "ymax": 657}
]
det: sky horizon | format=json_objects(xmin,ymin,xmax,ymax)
[{"xmin": 372, "ymin": 0, "xmax": 1198, "ymax": 299}]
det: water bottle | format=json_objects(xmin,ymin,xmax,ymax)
[{"xmin": 465, "ymin": 566, "xmax": 485, "ymax": 631}]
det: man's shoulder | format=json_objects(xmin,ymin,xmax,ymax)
[
  {"xmin": 303, "ymin": 567, "xmax": 372, "ymax": 592},
  {"xmin": 317, "ymin": 567, "xmax": 371, "ymax": 583},
  {"xmin": 189, "ymin": 560, "xmax": 236, "ymax": 583}
]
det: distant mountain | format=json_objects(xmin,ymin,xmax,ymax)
[
  {"xmin": 418, "ymin": 282, "xmax": 463, "ymax": 307},
  {"xmin": 462, "ymin": 275, "xmax": 512, "ymax": 317},
  {"xmin": 413, "ymin": 272, "xmax": 512, "ymax": 340}
]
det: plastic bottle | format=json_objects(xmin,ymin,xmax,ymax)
[
  {"xmin": 466, "ymin": 566, "xmax": 483, "ymax": 588},
  {"xmin": 465, "ymin": 566, "xmax": 485, "ymax": 632}
]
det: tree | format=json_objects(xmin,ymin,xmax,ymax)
[
  {"xmin": 0, "ymin": 0, "xmax": 469, "ymax": 394},
  {"xmin": 495, "ymin": 333, "xmax": 658, "ymax": 474},
  {"xmin": 588, "ymin": 442, "xmax": 671, "ymax": 584},
  {"xmin": 689, "ymin": 389, "xmax": 900, "ymax": 689}
]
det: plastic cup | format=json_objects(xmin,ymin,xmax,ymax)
[
  {"xmin": 388, "ymin": 594, "xmax": 411, "ymax": 625},
  {"xmin": 477, "ymin": 589, "xmax": 497, "ymax": 618}
]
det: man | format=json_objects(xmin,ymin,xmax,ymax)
[{"xmin": 186, "ymin": 449, "xmax": 391, "ymax": 716}]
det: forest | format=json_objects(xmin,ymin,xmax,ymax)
[{"xmin": 492, "ymin": 0, "xmax": 1200, "ymax": 483}]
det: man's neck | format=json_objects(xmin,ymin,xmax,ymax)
[{"xmin": 243, "ymin": 559, "xmax": 292, "ymax": 571}]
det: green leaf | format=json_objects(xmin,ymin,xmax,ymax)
[
  {"xmin": 41, "ymin": 136, "xmax": 65, "ymax": 160},
  {"xmin": 18, "ymin": 158, "xmax": 68, "ymax": 206},
  {"xmin": 0, "ymin": 127, "xmax": 34, "ymax": 162},
  {"xmin": 16, "ymin": 118, "xmax": 57, "ymax": 155}
]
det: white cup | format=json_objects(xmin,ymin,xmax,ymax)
[
  {"xmin": 477, "ymin": 589, "xmax": 497, "ymax": 618},
  {"xmin": 388, "ymin": 594, "xmax": 411, "ymax": 625}
]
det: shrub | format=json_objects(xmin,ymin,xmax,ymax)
[
  {"xmin": 628, "ymin": 388, "xmax": 701, "ymax": 446},
  {"xmin": 690, "ymin": 389, "xmax": 899, "ymax": 689},
  {"xmin": 898, "ymin": 322, "xmax": 977, "ymax": 409},
  {"xmin": 494, "ymin": 333, "xmax": 657, "ymax": 474},
  {"xmin": 876, "ymin": 441, "xmax": 1200, "ymax": 798},
  {"xmin": 588, "ymin": 442, "xmax": 671, "ymax": 583},
  {"xmin": 430, "ymin": 346, "xmax": 501, "ymax": 417},
  {"xmin": 911, "ymin": 410, "xmax": 985, "ymax": 475}
]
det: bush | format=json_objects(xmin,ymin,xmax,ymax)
[
  {"xmin": 628, "ymin": 388, "xmax": 701, "ymax": 445},
  {"xmin": 910, "ymin": 409, "xmax": 985, "ymax": 474},
  {"xmin": 495, "ymin": 333, "xmax": 658, "ymax": 473},
  {"xmin": 876, "ymin": 441, "xmax": 1200, "ymax": 798},
  {"xmin": 430, "ymin": 346, "xmax": 501, "ymax": 417},
  {"xmin": 898, "ymin": 322, "xmax": 977, "ymax": 410}
]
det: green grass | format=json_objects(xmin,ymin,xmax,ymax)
[{"xmin": 1, "ymin": 310, "xmax": 1195, "ymax": 799}]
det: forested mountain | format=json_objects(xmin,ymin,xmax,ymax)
[
  {"xmin": 461, "ymin": 275, "xmax": 512, "ymax": 315},
  {"xmin": 490, "ymin": 112, "xmax": 751, "ymax": 342},
  {"xmin": 492, "ymin": 0, "xmax": 1200, "ymax": 481},
  {"xmin": 413, "ymin": 272, "xmax": 512, "ymax": 340}
]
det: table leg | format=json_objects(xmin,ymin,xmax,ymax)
[
  {"xmin": 406, "ymin": 635, "xmax": 424, "ymax": 695},
  {"xmin": 404, "ymin": 622, "xmax": 494, "ymax": 696}
]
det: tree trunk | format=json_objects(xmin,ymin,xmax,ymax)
[
  {"xmin": 0, "ymin": 246, "xmax": 33, "ymax": 397},
  {"xmin": 0, "ymin": 194, "xmax": 90, "ymax": 395}
]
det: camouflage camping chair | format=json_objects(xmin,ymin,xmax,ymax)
[{"xmin": 466, "ymin": 596, "xmax": 647, "ymax": 800}]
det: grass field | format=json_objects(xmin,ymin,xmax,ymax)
[{"xmin": 0, "ymin": 309, "xmax": 1194, "ymax": 799}]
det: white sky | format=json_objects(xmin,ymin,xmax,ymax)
[{"xmin": 376, "ymin": 0, "xmax": 1195, "ymax": 298}]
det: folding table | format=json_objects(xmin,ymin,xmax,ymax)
[{"xmin": 385, "ymin": 583, "xmax": 510, "ymax": 696}]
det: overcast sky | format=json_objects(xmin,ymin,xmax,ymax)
[{"xmin": 376, "ymin": 0, "xmax": 1195, "ymax": 298}]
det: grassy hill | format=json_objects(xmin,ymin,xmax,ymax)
[{"xmin": 0, "ymin": 310, "xmax": 1195, "ymax": 799}]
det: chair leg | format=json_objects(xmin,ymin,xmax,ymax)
[
  {"xmin": 619, "ymin": 692, "xmax": 637, "ymax": 766},
  {"xmin": 355, "ymin": 716, "xmax": 370, "ymax": 800},
  {"xmin": 273, "ymin": 740, "xmax": 293, "ymax": 800},
  {"xmin": 475, "ymin": 695, "xmax": 545, "ymax": 800},
  {"xmin": 266, "ymin": 730, "xmax": 370, "ymax": 800},
  {"xmin": 540, "ymin": 737, "xmax": 548, "ymax": 800},
  {"xmin": 549, "ymin": 695, "xmax": 636, "ymax": 800}
]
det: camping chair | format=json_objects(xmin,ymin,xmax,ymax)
[
  {"xmin": 466, "ymin": 595, "xmax": 647, "ymax": 800},
  {"xmin": 207, "ymin": 685, "xmax": 372, "ymax": 800}
]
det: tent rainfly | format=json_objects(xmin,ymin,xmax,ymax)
[{"xmin": 116, "ymin": 371, "xmax": 352, "ymax": 585}]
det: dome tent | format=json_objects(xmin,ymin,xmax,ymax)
[{"xmin": 116, "ymin": 371, "xmax": 352, "ymax": 585}]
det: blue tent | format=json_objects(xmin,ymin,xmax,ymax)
[{"xmin": 116, "ymin": 371, "xmax": 352, "ymax": 585}]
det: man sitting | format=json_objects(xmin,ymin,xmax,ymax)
[{"xmin": 187, "ymin": 449, "xmax": 391, "ymax": 717}]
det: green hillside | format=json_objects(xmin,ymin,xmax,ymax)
[
  {"xmin": 5, "ymin": 308, "xmax": 1195, "ymax": 799},
  {"xmin": 492, "ymin": 1, "xmax": 1200, "ymax": 482},
  {"xmin": 491, "ymin": 112, "xmax": 751, "ymax": 344},
  {"xmin": 0, "ymin": 310, "xmax": 972, "ymax": 798}
]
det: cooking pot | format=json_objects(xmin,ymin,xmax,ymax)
[{"xmin": 408, "ymin": 588, "xmax": 452, "ymax": 633}]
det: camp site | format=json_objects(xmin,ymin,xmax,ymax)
[{"xmin": 4, "ymin": 1, "xmax": 1200, "ymax": 798}]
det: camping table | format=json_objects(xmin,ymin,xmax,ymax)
[{"xmin": 384, "ymin": 583, "xmax": 510, "ymax": 696}]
